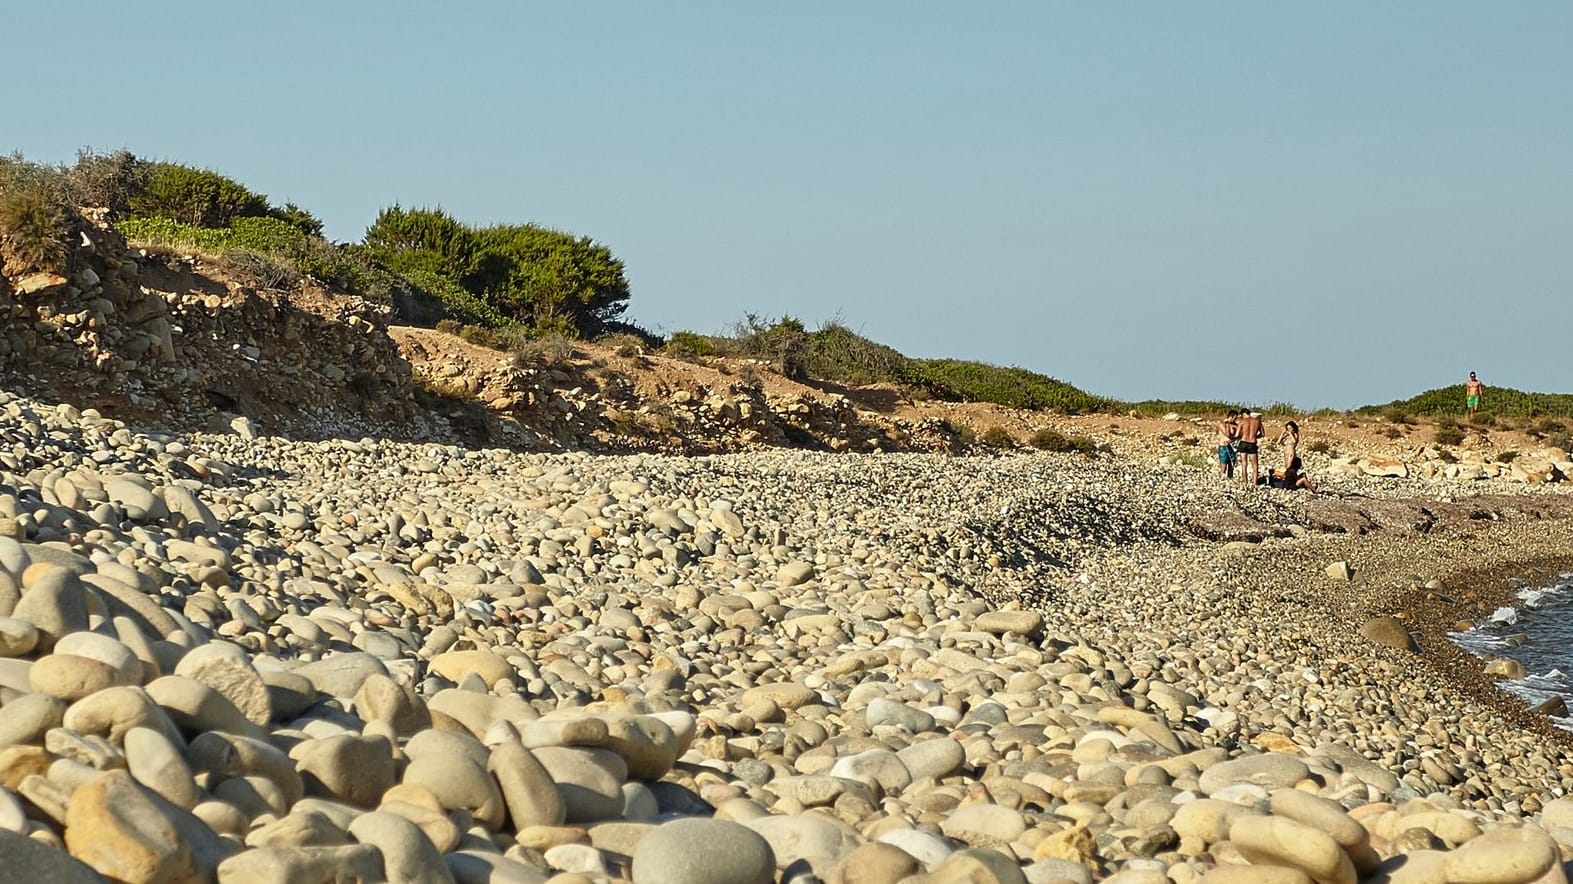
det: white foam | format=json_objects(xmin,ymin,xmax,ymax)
[{"xmin": 1489, "ymin": 606, "xmax": 1519, "ymax": 625}]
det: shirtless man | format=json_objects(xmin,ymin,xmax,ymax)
[
  {"xmin": 1215, "ymin": 410, "xmax": 1239, "ymax": 478},
  {"xmin": 1235, "ymin": 410, "xmax": 1265, "ymax": 486},
  {"xmin": 1465, "ymin": 371, "xmax": 1484, "ymax": 415}
]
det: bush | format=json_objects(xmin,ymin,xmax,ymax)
[
  {"xmin": 1306, "ymin": 439, "xmax": 1332, "ymax": 455},
  {"xmin": 66, "ymin": 149, "xmax": 145, "ymax": 217},
  {"xmin": 981, "ymin": 426, "xmax": 1014, "ymax": 448},
  {"xmin": 129, "ymin": 162, "xmax": 270, "ymax": 228},
  {"xmin": 1028, "ymin": 428, "xmax": 1099, "ymax": 455},
  {"xmin": 0, "ymin": 173, "xmax": 73, "ymax": 272},
  {"xmin": 511, "ymin": 332, "xmax": 576, "ymax": 369},
  {"xmin": 907, "ymin": 359, "xmax": 1110, "ymax": 413},
  {"xmin": 800, "ymin": 321, "xmax": 909, "ymax": 386},
  {"xmin": 1497, "ymin": 450, "xmax": 1519, "ymax": 463},
  {"xmin": 1435, "ymin": 425, "xmax": 1466, "ymax": 446},
  {"xmin": 664, "ymin": 331, "xmax": 718, "ymax": 362},
  {"xmin": 362, "ymin": 205, "xmax": 630, "ymax": 336},
  {"xmin": 1384, "ymin": 409, "xmax": 1414, "ymax": 426},
  {"xmin": 1469, "ymin": 412, "xmax": 1496, "ymax": 428},
  {"xmin": 724, "ymin": 314, "xmax": 809, "ymax": 379}
]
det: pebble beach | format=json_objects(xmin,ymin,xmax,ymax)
[{"xmin": 4, "ymin": 387, "xmax": 1573, "ymax": 883}]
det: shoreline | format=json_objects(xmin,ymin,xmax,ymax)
[{"xmin": 1218, "ymin": 510, "xmax": 1573, "ymax": 742}]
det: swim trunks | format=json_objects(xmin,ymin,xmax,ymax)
[
  {"xmin": 1218, "ymin": 445, "xmax": 1234, "ymax": 464},
  {"xmin": 1467, "ymin": 395, "xmax": 1480, "ymax": 410},
  {"xmin": 1235, "ymin": 441, "xmax": 1258, "ymax": 455}
]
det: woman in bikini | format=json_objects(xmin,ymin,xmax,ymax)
[{"xmin": 1277, "ymin": 421, "xmax": 1300, "ymax": 474}]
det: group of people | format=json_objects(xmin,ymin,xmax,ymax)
[{"xmin": 1215, "ymin": 410, "xmax": 1315, "ymax": 492}]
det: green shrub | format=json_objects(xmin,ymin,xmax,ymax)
[
  {"xmin": 1361, "ymin": 385, "xmax": 1573, "ymax": 420},
  {"xmin": 1306, "ymin": 439, "xmax": 1331, "ymax": 455},
  {"xmin": 664, "ymin": 331, "xmax": 718, "ymax": 362},
  {"xmin": 907, "ymin": 359, "xmax": 1110, "ymax": 413},
  {"xmin": 1435, "ymin": 425, "xmax": 1466, "ymax": 446},
  {"xmin": 1470, "ymin": 411, "xmax": 1496, "ymax": 427},
  {"xmin": 1028, "ymin": 428, "xmax": 1099, "ymax": 455},
  {"xmin": 981, "ymin": 426, "xmax": 1014, "ymax": 448},
  {"xmin": 800, "ymin": 321, "xmax": 908, "ymax": 386},
  {"xmin": 724, "ymin": 314, "xmax": 809, "ymax": 379},
  {"xmin": 0, "ymin": 174, "xmax": 73, "ymax": 272},
  {"xmin": 129, "ymin": 162, "xmax": 270, "ymax": 228},
  {"xmin": 1497, "ymin": 450, "xmax": 1519, "ymax": 463},
  {"xmin": 1384, "ymin": 409, "xmax": 1414, "ymax": 426},
  {"xmin": 362, "ymin": 205, "xmax": 630, "ymax": 336}
]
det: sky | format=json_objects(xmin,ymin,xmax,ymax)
[{"xmin": 4, "ymin": 3, "xmax": 1570, "ymax": 410}]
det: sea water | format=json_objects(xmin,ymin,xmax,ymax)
[{"xmin": 1450, "ymin": 572, "xmax": 1573, "ymax": 730}]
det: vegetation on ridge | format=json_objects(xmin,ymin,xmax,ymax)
[
  {"xmin": 8, "ymin": 148, "xmax": 1567, "ymax": 426},
  {"xmin": 1360, "ymin": 386, "xmax": 1573, "ymax": 420}
]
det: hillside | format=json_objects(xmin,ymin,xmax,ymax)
[{"xmin": 2, "ymin": 155, "xmax": 1570, "ymax": 489}]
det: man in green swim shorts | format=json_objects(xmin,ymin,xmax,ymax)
[{"xmin": 1465, "ymin": 371, "xmax": 1483, "ymax": 415}]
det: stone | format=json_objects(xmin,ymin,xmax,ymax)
[
  {"xmin": 1325, "ymin": 560, "xmax": 1354, "ymax": 581},
  {"xmin": 214, "ymin": 844, "xmax": 384, "ymax": 884},
  {"xmin": 1485, "ymin": 658, "xmax": 1527, "ymax": 679},
  {"xmin": 187, "ymin": 731, "xmax": 305, "ymax": 808},
  {"xmin": 63, "ymin": 769, "xmax": 234, "ymax": 882},
  {"xmin": 293, "ymin": 653, "xmax": 389, "ymax": 699},
  {"xmin": 939, "ymin": 803, "xmax": 1027, "ymax": 848},
  {"xmin": 349, "ymin": 810, "xmax": 456, "ymax": 884},
  {"xmin": 290, "ymin": 733, "xmax": 396, "ymax": 807},
  {"xmin": 532, "ymin": 745, "xmax": 626, "ymax": 823},
  {"xmin": 429, "ymin": 649, "xmax": 514, "ymax": 687},
  {"xmin": 600, "ymin": 714, "xmax": 680, "ymax": 780},
  {"xmin": 747, "ymin": 813, "xmax": 861, "ymax": 872},
  {"xmin": 124, "ymin": 726, "xmax": 200, "ymax": 810},
  {"xmin": 62, "ymin": 686, "xmax": 184, "ymax": 746},
  {"xmin": 826, "ymin": 841, "xmax": 920, "ymax": 884},
  {"xmin": 400, "ymin": 750, "xmax": 506, "ymax": 830},
  {"xmin": 631, "ymin": 818, "xmax": 775, "ymax": 884},
  {"xmin": 145, "ymin": 674, "xmax": 268, "ymax": 740},
  {"xmin": 172, "ymin": 641, "xmax": 271, "ymax": 726},
  {"xmin": 1228, "ymin": 814, "xmax": 1356, "ymax": 884},
  {"xmin": 1197, "ymin": 753, "xmax": 1310, "ymax": 795},
  {"xmin": 896, "ymin": 737, "xmax": 965, "ymax": 780},
  {"xmin": 0, "ymin": 692, "xmax": 67, "ymax": 748},
  {"xmin": 865, "ymin": 697, "xmax": 936, "ymax": 733},
  {"xmin": 974, "ymin": 610, "xmax": 1044, "ymax": 638},
  {"xmin": 0, "ymin": 827, "xmax": 104, "ymax": 883},
  {"xmin": 0, "ymin": 618, "xmax": 39, "ymax": 657},
  {"xmin": 11, "ymin": 567, "xmax": 90, "ymax": 652},
  {"xmin": 1442, "ymin": 825, "xmax": 1558, "ymax": 884},
  {"xmin": 1359, "ymin": 617, "xmax": 1419, "ymax": 653},
  {"xmin": 30, "ymin": 654, "xmax": 130, "ymax": 701},
  {"xmin": 489, "ymin": 736, "xmax": 565, "ymax": 829}
]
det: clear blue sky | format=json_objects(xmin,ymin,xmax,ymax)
[{"xmin": 6, "ymin": 3, "xmax": 1570, "ymax": 410}]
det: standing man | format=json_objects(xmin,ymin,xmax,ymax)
[
  {"xmin": 1215, "ymin": 410, "xmax": 1239, "ymax": 479},
  {"xmin": 1235, "ymin": 410, "xmax": 1265, "ymax": 486},
  {"xmin": 1465, "ymin": 371, "xmax": 1484, "ymax": 415}
]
